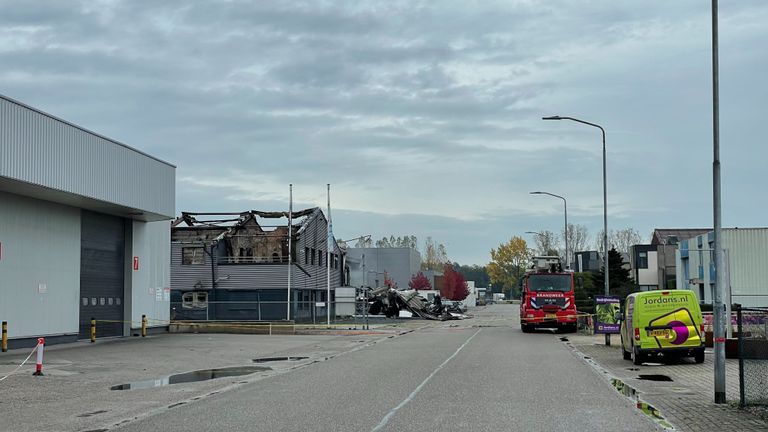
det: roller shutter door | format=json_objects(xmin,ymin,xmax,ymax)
[{"xmin": 79, "ymin": 211, "xmax": 125, "ymax": 338}]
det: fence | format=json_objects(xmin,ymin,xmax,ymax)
[
  {"xmin": 170, "ymin": 299, "xmax": 374, "ymax": 326},
  {"xmin": 736, "ymin": 306, "xmax": 768, "ymax": 407}
]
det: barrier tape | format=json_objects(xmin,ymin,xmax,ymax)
[
  {"xmin": 0, "ymin": 343, "xmax": 38, "ymax": 383},
  {"xmin": 520, "ymin": 312, "xmax": 595, "ymax": 323}
]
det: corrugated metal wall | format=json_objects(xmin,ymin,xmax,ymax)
[
  {"xmin": 0, "ymin": 95, "xmax": 175, "ymax": 218},
  {"xmin": 725, "ymin": 229, "xmax": 768, "ymax": 307},
  {"xmin": 0, "ymin": 191, "xmax": 81, "ymax": 338},
  {"xmin": 170, "ymin": 242, "xmax": 214, "ymax": 292}
]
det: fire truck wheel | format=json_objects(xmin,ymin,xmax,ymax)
[{"xmin": 521, "ymin": 324, "xmax": 532, "ymax": 333}]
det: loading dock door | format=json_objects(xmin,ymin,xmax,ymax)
[{"xmin": 79, "ymin": 211, "xmax": 125, "ymax": 339}]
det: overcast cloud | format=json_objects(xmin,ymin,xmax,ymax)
[{"xmin": 2, "ymin": 1, "xmax": 766, "ymax": 265}]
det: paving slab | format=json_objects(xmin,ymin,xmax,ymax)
[{"xmin": 566, "ymin": 333, "xmax": 768, "ymax": 432}]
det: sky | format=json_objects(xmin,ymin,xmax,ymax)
[{"xmin": 1, "ymin": 1, "xmax": 766, "ymax": 265}]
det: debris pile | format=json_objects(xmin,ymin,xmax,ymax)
[{"xmin": 367, "ymin": 288, "xmax": 467, "ymax": 321}]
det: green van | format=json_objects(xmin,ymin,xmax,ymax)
[{"xmin": 619, "ymin": 290, "xmax": 705, "ymax": 365}]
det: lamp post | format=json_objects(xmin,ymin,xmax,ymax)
[
  {"xmin": 543, "ymin": 115, "xmax": 609, "ymax": 346},
  {"xmin": 530, "ymin": 191, "xmax": 568, "ymax": 269},
  {"xmin": 711, "ymin": 0, "xmax": 726, "ymax": 405}
]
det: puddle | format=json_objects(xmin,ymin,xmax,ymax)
[
  {"xmin": 638, "ymin": 374, "xmax": 673, "ymax": 382},
  {"xmin": 110, "ymin": 366, "xmax": 271, "ymax": 390},
  {"xmin": 252, "ymin": 356, "xmax": 309, "ymax": 363},
  {"xmin": 611, "ymin": 378, "xmax": 675, "ymax": 430}
]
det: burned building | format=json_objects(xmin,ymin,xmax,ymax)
[{"xmin": 170, "ymin": 208, "xmax": 344, "ymax": 322}]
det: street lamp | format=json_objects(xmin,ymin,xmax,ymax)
[
  {"xmin": 530, "ymin": 191, "xmax": 568, "ymax": 269},
  {"xmin": 543, "ymin": 115, "xmax": 609, "ymax": 346}
]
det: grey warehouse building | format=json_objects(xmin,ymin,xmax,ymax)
[{"xmin": 0, "ymin": 95, "xmax": 175, "ymax": 347}]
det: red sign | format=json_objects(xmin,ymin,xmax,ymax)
[{"xmin": 133, "ymin": 256, "xmax": 139, "ymax": 271}]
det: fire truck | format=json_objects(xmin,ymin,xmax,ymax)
[{"xmin": 519, "ymin": 256, "xmax": 577, "ymax": 333}]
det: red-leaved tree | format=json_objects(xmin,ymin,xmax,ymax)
[
  {"xmin": 408, "ymin": 271, "xmax": 432, "ymax": 290},
  {"xmin": 384, "ymin": 272, "xmax": 398, "ymax": 289},
  {"xmin": 441, "ymin": 264, "xmax": 469, "ymax": 301}
]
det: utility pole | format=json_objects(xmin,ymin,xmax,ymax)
[{"xmin": 711, "ymin": 0, "xmax": 726, "ymax": 405}]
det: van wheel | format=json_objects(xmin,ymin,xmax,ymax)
[
  {"xmin": 632, "ymin": 346, "xmax": 645, "ymax": 366},
  {"xmin": 621, "ymin": 336, "xmax": 632, "ymax": 360},
  {"xmin": 694, "ymin": 348, "xmax": 705, "ymax": 364}
]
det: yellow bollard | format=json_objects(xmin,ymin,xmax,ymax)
[
  {"xmin": 2, "ymin": 321, "xmax": 7, "ymax": 352},
  {"xmin": 141, "ymin": 315, "xmax": 147, "ymax": 337},
  {"xmin": 90, "ymin": 318, "xmax": 96, "ymax": 343}
]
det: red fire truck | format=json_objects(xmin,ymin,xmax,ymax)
[{"xmin": 520, "ymin": 256, "xmax": 577, "ymax": 333}]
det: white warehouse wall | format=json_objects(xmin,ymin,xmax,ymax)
[{"xmin": 0, "ymin": 191, "xmax": 81, "ymax": 338}]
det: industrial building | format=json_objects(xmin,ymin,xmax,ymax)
[
  {"xmin": 0, "ymin": 95, "xmax": 175, "ymax": 347},
  {"xmin": 170, "ymin": 208, "xmax": 343, "ymax": 322},
  {"xmin": 677, "ymin": 228, "xmax": 768, "ymax": 308},
  {"xmin": 346, "ymin": 247, "xmax": 422, "ymax": 290}
]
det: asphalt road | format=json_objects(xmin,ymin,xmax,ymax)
[{"xmin": 117, "ymin": 305, "xmax": 658, "ymax": 432}]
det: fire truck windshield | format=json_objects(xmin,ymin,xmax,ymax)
[{"xmin": 528, "ymin": 274, "xmax": 571, "ymax": 292}]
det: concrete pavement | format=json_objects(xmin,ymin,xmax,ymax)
[{"xmin": 1, "ymin": 305, "xmax": 660, "ymax": 431}]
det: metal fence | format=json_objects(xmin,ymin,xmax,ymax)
[
  {"xmin": 170, "ymin": 299, "xmax": 373, "ymax": 326},
  {"xmin": 737, "ymin": 306, "xmax": 768, "ymax": 407}
]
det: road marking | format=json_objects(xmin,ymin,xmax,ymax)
[{"xmin": 370, "ymin": 328, "xmax": 481, "ymax": 432}]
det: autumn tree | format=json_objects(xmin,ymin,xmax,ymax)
[
  {"xmin": 383, "ymin": 272, "xmax": 398, "ymax": 289},
  {"xmin": 441, "ymin": 264, "xmax": 469, "ymax": 301},
  {"xmin": 408, "ymin": 271, "xmax": 432, "ymax": 290},
  {"xmin": 488, "ymin": 236, "xmax": 531, "ymax": 298}
]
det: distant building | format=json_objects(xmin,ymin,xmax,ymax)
[
  {"xmin": 651, "ymin": 228, "xmax": 710, "ymax": 290},
  {"xmin": 676, "ymin": 228, "xmax": 768, "ymax": 307},
  {"xmin": 629, "ymin": 245, "xmax": 658, "ymax": 291},
  {"xmin": 573, "ymin": 250, "xmax": 602, "ymax": 273},
  {"xmin": 346, "ymin": 247, "xmax": 421, "ymax": 289},
  {"xmin": 170, "ymin": 208, "xmax": 343, "ymax": 322}
]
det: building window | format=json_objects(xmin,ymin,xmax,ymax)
[
  {"xmin": 272, "ymin": 252, "xmax": 280, "ymax": 262},
  {"xmin": 637, "ymin": 251, "xmax": 648, "ymax": 269},
  {"xmin": 182, "ymin": 291, "xmax": 208, "ymax": 309},
  {"xmin": 311, "ymin": 248, "xmax": 316, "ymax": 265},
  {"xmin": 318, "ymin": 250, "xmax": 323, "ymax": 268},
  {"xmin": 305, "ymin": 247, "xmax": 310, "ymax": 265},
  {"xmin": 182, "ymin": 247, "xmax": 205, "ymax": 265}
]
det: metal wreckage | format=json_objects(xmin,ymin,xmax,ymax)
[{"xmin": 366, "ymin": 287, "xmax": 468, "ymax": 321}]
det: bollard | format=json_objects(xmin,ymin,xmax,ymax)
[
  {"xmin": 141, "ymin": 315, "xmax": 147, "ymax": 338},
  {"xmin": 90, "ymin": 318, "xmax": 96, "ymax": 343},
  {"xmin": 32, "ymin": 337, "xmax": 44, "ymax": 376},
  {"xmin": 1, "ymin": 321, "xmax": 7, "ymax": 352}
]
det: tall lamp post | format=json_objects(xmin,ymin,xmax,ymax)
[
  {"xmin": 530, "ymin": 191, "xmax": 568, "ymax": 269},
  {"xmin": 711, "ymin": 0, "xmax": 726, "ymax": 405},
  {"xmin": 543, "ymin": 115, "xmax": 609, "ymax": 346}
]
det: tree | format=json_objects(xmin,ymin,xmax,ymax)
[
  {"xmin": 533, "ymin": 230, "xmax": 560, "ymax": 257},
  {"xmin": 593, "ymin": 248, "xmax": 636, "ymax": 299},
  {"xmin": 595, "ymin": 227, "xmax": 643, "ymax": 254},
  {"xmin": 374, "ymin": 235, "xmax": 419, "ymax": 250},
  {"xmin": 422, "ymin": 237, "xmax": 449, "ymax": 270},
  {"xmin": 408, "ymin": 272, "xmax": 432, "ymax": 290},
  {"xmin": 562, "ymin": 224, "xmax": 590, "ymax": 263},
  {"xmin": 441, "ymin": 264, "xmax": 469, "ymax": 301},
  {"xmin": 488, "ymin": 236, "xmax": 531, "ymax": 298},
  {"xmin": 383, "ymin": 272, "xmax": 398, "ymax": 289}
]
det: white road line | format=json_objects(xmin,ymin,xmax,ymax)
[{"xmin": 370, "ymin": 328, "xmax": 482, "ymax": 432}]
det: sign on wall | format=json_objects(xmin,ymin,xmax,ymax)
[{"xmin": 133, "ymin": 256, "xmax": 139, "ymax": 271}]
